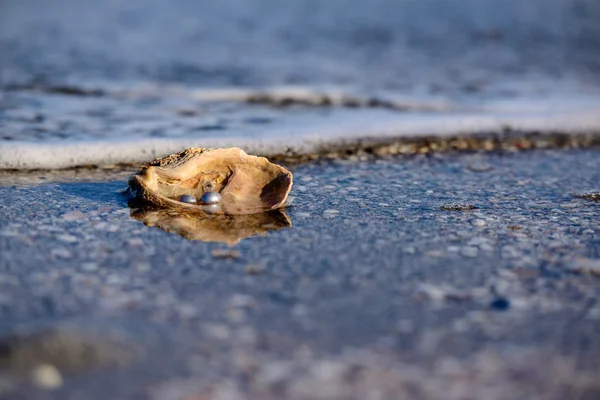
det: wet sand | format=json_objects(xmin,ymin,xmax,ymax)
[{"xmin": 0, "ymin": 149, "xmax": 599, "ymax": 399}]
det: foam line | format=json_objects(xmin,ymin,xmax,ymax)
[{"xmin": 2, "ymin": 102, "xmax": 600, "ymax": 169}]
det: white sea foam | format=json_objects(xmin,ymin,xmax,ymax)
[{"xmin": 1, "ymin": 87, "xmax": 600, "ymax": 169}]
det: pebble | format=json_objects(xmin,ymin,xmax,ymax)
[
  {"xmin": 212, "ymin": 249, "xmax": 241, "ymax": 259},
  {"xmin": 81, "ymin": 262, "xmax": 99, "ymax": 271},
  {"xmin": 559, "ymin": 203, "xmax": 579, "ymax": 209},
  {"xmin": 245, "ymin": 263, "xmax": 267, "ymax": 275},
  {"xmin": 61, "ymin": 211, "xmax": 86, "ymax": 221},
  {"xmin": 31, "ymin": 364, "xmax": 63, "ymax": 390},
  {"xmin": 569, "ymin": 258, "xmax": 600, "ymax": 276},
  {"xmin": 50, "ymin": 248, "xmax": 71, "ymax": 258},
  {"xmin": 471, "ymin": 219, "xmax": 486, "ymax": 227},
  {"xmin": 489, "ymin": 297, "xmax": 511, "ymax": 311},
  {"xmin": 134, "ymin": 262, "xmax": 152, "ymax": 272},
  {"xmin": 323, "ymin": 209, "xmax": 340, "ymax": 218},
  {"xmin": 461, "ymin": 246, "xmax": 479, "ymax": 257},
  {"xmin": 57, "ymin": 234, "xmax": 78, "ymax": 243},
  {"xmin": 440, "ymin": 204, "xmax": 478, "ymax": 211},
  {"xmin": 403, "ymin": 246, "xmax": 416, "ymax": 254},
  {"xmin": 127, "ymin": 238, "xmax": 144, "ymax": 247},
  {"xmin": 229, "ymin": 294, "xmax": 255, "ymax": 308}
]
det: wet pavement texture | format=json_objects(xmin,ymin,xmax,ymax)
[{"xmin": 0, "ymin": 149, "xmax": 599, "ymax": 399}]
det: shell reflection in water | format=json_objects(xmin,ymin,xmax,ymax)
[{"xmin": 129, "ymin": 207, "xmax": 292, "ymax": 245}]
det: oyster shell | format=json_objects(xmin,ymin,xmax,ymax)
[
  {"xmin": 130, "ymin": 208, "xmax": 291, "ymax": 245},
  {"xmin": 127, "ymin": 147, "xmax": 293, "ymax": 215}
]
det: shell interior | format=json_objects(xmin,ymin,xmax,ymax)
[{"xmin": 128, "ymin": 147, "xmax": 293, "ymax": 215}]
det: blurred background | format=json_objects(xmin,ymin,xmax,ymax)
[
  {"xmin": 2, "ymin": 0, "xmax": 600, "ymax": 169},
  {"xmin": 2, "ymin": 0, "xmax": 599, "ymax": 96}
]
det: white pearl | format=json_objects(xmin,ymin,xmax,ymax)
[
  {"xmin": 179, "ymin": 194, "xmax": 197, "ymax": 203},
  {"xmin": 200, "ymin": 191, "xmax": 222, "ymax": 205}
]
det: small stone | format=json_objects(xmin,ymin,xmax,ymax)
[
  {"xmin": 31, "ymin": 364, "xmax": 63, "ymax": 390},
  {"xmin": 61, "ymin": 211, "xmax": 86, "ymax": 221},
  {"xmin": 81, "ymin": 262, "xmax": 98, "ymax": 272},
  {"xmin": 245, "ymin": 263, "xmax": 266, "ymax": 275},
  {"xmin": 212, "ymin": 249, "xmax": 241, "ymax": 259},
  {"xmin": 57, "ymin": 234, "xmax": 78, "ymax": 243},
  {"xmin": 50, "ymin": 248, "xmax": 71, "ymax": 259},
  {"xmin": 574, "ymin": 191, "xmax": 600, "ymax": 201},
  {"xmin": 471, "ymin": 219, "xmax": 486, "ymax": 227},
  {"xmin": 467, "ymin": 163, "xmax": 493, "ymax": 172},
  {"xmin": 418, "ymin": 284, "xmax": 448, "ymax": 301},
  {"xmin": 229, "ymin": 294, "xmax": 255, "ymax": 308},
  {"xmin": 127, "ymin": 238, "xmax": 144, "ymax": 247},
  {"xmin": 440, "ymin": 204, "xmax": 478, "ymax": 211},
  {"xmin": 461, "ymin": 246, "xmax": 479, "ymax": 257},
  {"xmin": 559, "ymin": 203, "xmax": 579, "ymax": 209},
  {"xmin": 569, "ymin": 258, "xmax": 600, "ymax": 276},
  {"xmin": 106, "ymin": 224, "xmax": 120, "ymax": 233},
  {"xmin": 134, "ymin": 262, "xmax": 152, "ymax": 272},
  {"xmin": 403, "ymin": 246, "xmax": 416, "ymax": 254},
  {"xmin": 489, "ymin": 297, "xmax": 511, "ymax": 311},
  {"xmin": 323, "ymin": 209, "xmax": 339, "ymax": 218}
]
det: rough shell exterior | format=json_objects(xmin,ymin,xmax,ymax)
[{"xmin": 127, "ymin": 147, "xmax": 293, "ymax": 215}]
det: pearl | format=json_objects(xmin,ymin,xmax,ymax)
[
  {"xmin": 200, "ymin": 191, "xmax": 222, "ymax": 205},
  {"xmin": 178, "ymin": 194, "xmax": 197, "ymax": 204}
]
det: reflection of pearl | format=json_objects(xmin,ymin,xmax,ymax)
[
  {"xmin": 202, "ymin": 204, "xmax": 221, "ymax": 214},
  {"xmin": 179, "ymin": 194, "xmax": 197, "ymax": 204},
  {"xmin": 201, "ymin": 191, "xmax": 222, "ymax": 205}
]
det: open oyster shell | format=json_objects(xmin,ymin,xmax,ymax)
[{"xmin": 127, "ymin": 147, "xmax": 293, "ymax": 215}]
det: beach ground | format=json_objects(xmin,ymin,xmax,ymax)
[{"xmin": 1, "ymin": 149, "xmax": 599, "ymax": 399}]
